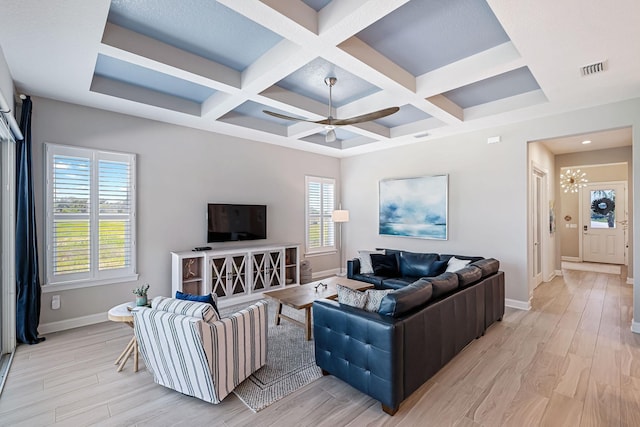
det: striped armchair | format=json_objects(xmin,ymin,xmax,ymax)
[{"xmin": 133, "ymin": 297, "xmax": 268, "ymax": 403}]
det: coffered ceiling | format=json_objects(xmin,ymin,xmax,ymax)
[{"xmin": 1, "ymin": 0, "xmax": 639, "ymax": 157}]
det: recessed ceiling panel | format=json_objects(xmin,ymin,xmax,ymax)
[
  {"xmin": 302, "ymin": 0, "xmax": 331, "ymax": 12},
  {"xmin": 357, "ymin": 0, "xmax": 510, "ymax": 75},
  {"xmin": 227, "ymin": 101, "xmax": 306, "ymax": 125},
  {"xmin": 108, "ymin": 0, "xmax": 282, "ymax": 71},
  {"xmin": 277, "ymin": 58, "xmax": 381, "ymax": 107},
  {"xmin": 443, "ymin": 66, "xmax": 540, "ymax": 109},
  {"xmin": 375, "ymin": 104, "xmax": 432, "ymax": 128},
  {"xmin": 94, "ymin": 54, "xmax": 216, "ymax": 103}
]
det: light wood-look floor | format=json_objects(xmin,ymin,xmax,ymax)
[{"xmin": 1, "ymin": 269, "xmax": 639, "ymax": 426}]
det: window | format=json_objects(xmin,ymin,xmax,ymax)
[
  {"xmin": 305, "ymin": 176, "xmax": 335, "ymax": 254},
  {"xmin": 45, "ymin": 144, "xmax": 137, "ymax": 289}
]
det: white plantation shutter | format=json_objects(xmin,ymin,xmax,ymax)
[
  {"xmin": 305, "ymin": 176, "xmax": 335, "ymax": 253},
  {"xmin": 46, "ymin": 144, "xmax": 137, "ymax": 287}
]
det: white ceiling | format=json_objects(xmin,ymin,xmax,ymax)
[
  {"xmin": 1, "ymin": 0, "xmax": 639, "ymax": 157},
  {"xmin": 537, "ymin": 127, "xmax": 632, "ymax": 155}
]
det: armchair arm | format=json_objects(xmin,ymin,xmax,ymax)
[
  {"xmin": 347, "ymin": 258, "xmax": 361, "ymax": 278},
  {"xmin": 201, "ymin": 300, "xmax": 268, "ymax": 401}
]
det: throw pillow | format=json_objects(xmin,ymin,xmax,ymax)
[
  {"xmin": 445, "ymin": 256, "xmax": 471, "ymax": 273},
  {"xmin": 176, "ymin": 291, "xmax": 220, "ymax": 318},
  {"xmin": 364, "ymin": 289, "xmax": 393, "ymax": 312},
  {"xmin": 370, "ymin": 253, "xmax": 399, "ymax": 276},
  {"xmin": 337, "ymin": 285, "xmax": 367, "ymax": 309},
  {"xmin": 357, "ymin": 249, "xmax": 385, "ymax": 274}
]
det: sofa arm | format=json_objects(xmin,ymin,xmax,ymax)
[
  {"xmin": 347, "ymin": 258, "xmax": 361, "ymax": 278},
  {"xmin": 204, "ymin": 300, "xmax": 268, "ymax": 400},
  {"xmin": 313, "ymin": 299, "xmax": 403, "ymax": 413}
]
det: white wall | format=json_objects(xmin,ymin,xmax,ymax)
[
  {"xmin": 29, "ymin": 97, "xmax": 340, "ymax": 326},
  {"xmin": 342, "ymin": 98, "xmax": 640, "ymax": 313}
]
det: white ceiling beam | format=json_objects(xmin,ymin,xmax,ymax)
[
  {"xmin": 201, "ymin": 92, "xmax": 247, "ymax": 119},
  {"xmin": 425, "ymin": 95, "xmax": 464, "ymax": 122},
  {"xmin": 416, "ymin": 42, "xmax": 526, "ymax": 97},
  {"xmin": 101, "ymin": 23, "xmax": 241, "ymax": 91},
  {"xmin": 390, "ymin": 117, "xmax": 446, "ymax": 138},
  {"xmin": 259, "ymin": 0, "xmax": 318, "ymax": 34},
  {"xmin": 463, "ymin": 89, "xmax": 548, "ymax": 122},
  {"xmin": 318, "ymin": 0, "xmax": 409, "ymax": 44},
  {"xmin": 287, "ymin": 122, "xmax": 323, "ymax": 139},
  {"xmin": 90, "ymin": 76, "xmax": 201, "ymax": 116}
]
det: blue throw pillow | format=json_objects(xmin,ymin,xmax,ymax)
[{"xmin": 175, "ymin": 291, "xmax": 220, "ymax": 317}]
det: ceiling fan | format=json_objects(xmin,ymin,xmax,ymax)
[{"xmin": 263, "ymin": 77, "xmax": 399, "ymax": 143}]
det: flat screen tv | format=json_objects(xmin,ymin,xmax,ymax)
[{"xmin": 207, "ymin": 203, "xmax": 267, "ymax": 243}]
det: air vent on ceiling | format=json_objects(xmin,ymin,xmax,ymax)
[{"xmin": 581, "ymin": 61, "xmax": 606, "ymax": 77}]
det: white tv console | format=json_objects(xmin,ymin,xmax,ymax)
[{"xmin": 171, "ymin": 243, "xmax": 300, "ymax": 302}]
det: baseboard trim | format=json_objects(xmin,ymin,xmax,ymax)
[
  {"xmin": 544, "ymin": 272, "xmax": 557, "ymax": 282},
  {"xmin": 632, "ymin": 320, "xmax": 640, "ymax": 334},
  {"xmin": 555, "ymin": 269, "xmax": 563, "ymax": 277},
  {"xmin": 40, "ymin": 312, "xmax": 107, "ymax": 335},
  {"xmin": 505, "ymin": 298, "xmax": 531, "ymax": 311},
  {"xmin": 561, "ymin": 256, "xmax": 582, "ymax": 262},
  {"xmin": 627, "ymin": 277, "xmax": 634, "ymax": 285},
  {"xmin": 312, "ymin": 269, "xmax": 340, "ymax": 279}
]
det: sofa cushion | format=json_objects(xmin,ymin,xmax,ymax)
[
  {"xmin": 378, "ymin": 279, "xmax": 434, "ymax": 317},
  {"xmin": 471, "ymin": 258, "xmax": 500, "ymax": 277},
  {"xmin": 351, "ymin": 273, "xmax": 385, "ymax": 287},
  {"xmin": 380, "ymin": 277, "xmax": 415, "ymax": 289},
  {"xmin": 445, "ymin": 256, "xmax": 471, "ymax": 272},
  {"xmin": 370, "ymin": 253, "xmax": 399, "ymax": 276},
  {"xmin": 337, "ymin": 285, "xmax": 367, "ymax": 309},
  {"xmin": 399, "ymin": 251, "xmax": 439, "ymax": 278},
  {"xmin": 455, "ymin": 265, "xmax": 483, "ymax": 288},
  {"xmin": 151, "ymin": 296, "xmax": 220, "ymax": 323},
  {"xmin": 424, "ymin": 272, "xmax": 459, "ymax": 298},
  {"xmin": 357, "ymin": 250, "xmax": 385, "ymax": 274}
]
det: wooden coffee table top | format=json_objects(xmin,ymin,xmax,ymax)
[{"xmin": 264, "ymin": 276, "xmax": 372, "ymax": 310}]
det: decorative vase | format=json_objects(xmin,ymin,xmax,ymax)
[{"xmin": 136, "ymin": 295, "xmax": 148, "ymax": 306}]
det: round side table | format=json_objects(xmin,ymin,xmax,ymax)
[{"xmin": 108, "ymin": 301, "xmax": 140, "ymax": 373}]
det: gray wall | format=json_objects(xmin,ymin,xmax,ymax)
[{"xmin": 29, "ymin": 97, "xmax": 340, "ymax": 325}]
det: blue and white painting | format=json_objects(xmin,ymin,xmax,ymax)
[{"xmin": 379, "ymin": 175, "xmax": 448, "ymax": 240}]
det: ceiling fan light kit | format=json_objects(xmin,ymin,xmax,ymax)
[{"xmin": 263, "ymin": 77, "xmax": 399, "ymax": 143}]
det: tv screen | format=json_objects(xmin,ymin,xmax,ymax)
[{"xmin": 207, "ymin": 204, "xmax": 267, "ymax": 243}]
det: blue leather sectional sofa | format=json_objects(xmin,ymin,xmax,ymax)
[{"xmin": 313, "ymin": 249, "xmax": 505, "ymax": 415}]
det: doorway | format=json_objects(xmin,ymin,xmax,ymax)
[
  {"xmin": 531, "ymin": 167, "xmax": 546, "ymax": 289},
  {"xmin": 581, "ymin": 181, "xmax": 627, "ymax": 264}
]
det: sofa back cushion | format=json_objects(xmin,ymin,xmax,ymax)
[
  {"xmin": 378, "ymin": 278, "xmax": 433, "ymax": 317},
  {"xmin": 455, "ymin": 265, "xmax": 483, "ymax": 288},
  {"xmin": 399, "ymin": 251, "xmax": 439, "ymax": 277},
  {"xmin": 471, "ymin": 258, "xmax": 500, "ymax": 277},
  {"xmin": 424, "ymin": 272, "xmax": 459, "ymax": 298},
  {"xmin": 370, "ymin": 253, "xmax": 399, "ymax": 276}
]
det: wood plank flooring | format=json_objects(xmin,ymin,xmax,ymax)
[{"xmin": 1, "ymin": 269, "xmax": 639, "ymax": 426}]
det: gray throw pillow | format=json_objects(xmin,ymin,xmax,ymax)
[{"xmin": 337, "ymin": 285, "xmax": 367, "ymax": 309}]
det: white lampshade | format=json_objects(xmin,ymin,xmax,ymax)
[{"xmin": 332, "ymin": 209, "xmax": 350, "ymax": 223}]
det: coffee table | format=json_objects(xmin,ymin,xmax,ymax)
[{"xmin": 264, "ymin": 276, "xmax": 372, "ymax": 340}]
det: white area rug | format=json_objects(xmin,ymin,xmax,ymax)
[{"xmin": 221, "ymin": 300, "xmax": 322, "ymax": 412}]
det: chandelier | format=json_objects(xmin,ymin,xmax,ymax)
[{"xmin": 560, "ymin": 168, "xmax": 588, "ymax": 193}]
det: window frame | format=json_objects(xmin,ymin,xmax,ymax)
[
  {"xmin": 305, "ymin": 175, "xmax": 336, "ymax": 255},
  {"xmin": 44, "ymin": 143, "xmax": 138, "ymax": 292}
]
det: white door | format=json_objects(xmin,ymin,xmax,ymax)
[
  {"xmin": 582, "ymin": 182, "xmax": 627, "ymax": 264},
  {"xmin": 532, "ymin": 170, "xmax": 544, "ymax": 287}
]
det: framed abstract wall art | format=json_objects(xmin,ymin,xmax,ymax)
[{"xmin": 379, "ymin": 175, "xmax": 448, "ymax": 240}]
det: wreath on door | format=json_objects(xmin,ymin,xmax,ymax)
[{"xmin": 591, "ymin": 197, "xmax": 615, "ymax": 215}]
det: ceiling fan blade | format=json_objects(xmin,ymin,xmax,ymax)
[
  {"xmin": 262, "ymin": 110, "xmax": 313, "ymax": 123},
  {"xmin": 329, "ymin": 106, "xmax": 400, "ymax": 126}
]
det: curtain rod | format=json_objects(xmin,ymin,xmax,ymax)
[{"xmin": 0, "ymin": 90, "xmax": 23, "ymax": 141}]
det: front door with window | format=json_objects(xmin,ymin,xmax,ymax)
[{"xmin": 582, "ymin": 182, "xmax": 626, "ymax": 264}]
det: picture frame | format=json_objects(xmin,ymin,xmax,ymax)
[{"xmin": 379, "ymin": 175, "xmax": 448, "ymax": 240}]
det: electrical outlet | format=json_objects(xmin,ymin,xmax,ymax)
[{"xmin": 51, "ymin": 295, "xmax": 60, "ymax": 310}]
